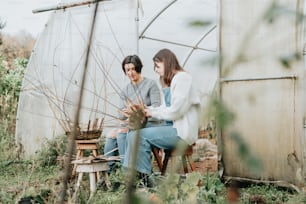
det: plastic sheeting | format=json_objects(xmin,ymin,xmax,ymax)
[
  {"xmin": 219, "ymin": 0, "xmax": 305, "ymax": 185},
  {"xmin": 16, "ymin": 0, "xmax": 218, "ymax": 156}
]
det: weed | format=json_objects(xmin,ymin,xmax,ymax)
[
  {"xmin": 197, "ymin": 172, "xmax": 226, "ymax": 203},
  {"xmin": 35, "ymin": 135, "xmax": 68, "ymax": 168},
  {"xmin": 240, "ymin": 184, "xmax": 291, "ymax": 203}
]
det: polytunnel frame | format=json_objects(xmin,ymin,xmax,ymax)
[
  {"xmin": 138, "ymin": 0, "xmax": 217, "ymax": 66},
  {"xmin": 34, "ymin": 0, "xmax": 217, "ymax": 59},
  {"xmin": 29, "ymin": 0, "xmax": 218, "ymax": 138}
]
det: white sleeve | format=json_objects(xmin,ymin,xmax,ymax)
[{"xmin": 150, "ymin": 73, "xmax": 192, "ymax": 121}]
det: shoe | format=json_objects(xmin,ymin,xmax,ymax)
[
  {"xmin": 111, "ymin": 181, "xmax": 121, "ymax": 191},
  {"xmin": 137, "ymin": 172, "xmax": 153, "ymax": 188},
  {"xmin": 97, "ymin": 177, "xmax": 107, "ymax": 190}
]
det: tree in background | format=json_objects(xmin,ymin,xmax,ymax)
[
  {"xmin": 0, "ymin": 16, "xmax": 34, "ymax": 159},
  {"xmin": 0, "ymin": 32, "xmax": 35, "ymax": 69},
  {"xmin": 0, "ymin": 18, "xmax": 6, "ymax": 45}
]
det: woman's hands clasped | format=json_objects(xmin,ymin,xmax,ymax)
[{"xmin": 121, "ymin": 104, "xmax": 148, "ymax": 130}]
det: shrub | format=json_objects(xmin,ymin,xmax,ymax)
[
  {"xmin": 0, "ymin": 57, "xmax": 27, "ymax": 160},
  {"xmin": 35, "ymin": 135, "xmax": 68, "ymax": 168}
]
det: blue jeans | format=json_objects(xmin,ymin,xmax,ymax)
[
  {"xmin": 117, "ymin": 132, "xmax": 127, "ymax": 163},
  {"xmin": 104, "ymin": 132, "xmax": 127, "ymax": 164},
  {"xmin": 123, "ymin": 125, "xmax": 180, "ymax": 174},
  {"xmin": 104, "ymin": 137, "xmax": 117, "ymax": 172},
  {"xmin": 104, "ymin": 121, "xmax": 166, "ymax": 163}
]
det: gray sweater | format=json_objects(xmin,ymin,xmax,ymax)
[{"xmin": 119, "ymin": 77, "xmax": 161, "ymax": 120}]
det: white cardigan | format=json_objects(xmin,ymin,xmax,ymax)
[{"xmin": 149, "ymin": 72, "xmax": 200, "ymax": 145}]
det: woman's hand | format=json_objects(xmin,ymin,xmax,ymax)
[
  {"xmin": 118, "ymin": 127, "xmax": 128, "ymax": 133},
  {"xmin": 144, "ymin": 109, "xmax": 152, "ymax": 117},
  {"xmin": 121, "ymin": 108, "xmax": 131, "ymax": 118},
  {"xmin": 127, "ymin": 104, "xmax": 147, "ymax": 129}
]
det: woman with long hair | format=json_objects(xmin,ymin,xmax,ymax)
[{"xmin": 123, "ymin": 49, "xmax": 200, "ymax": 186}]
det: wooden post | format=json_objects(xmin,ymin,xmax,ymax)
[{"xmin": 32, "ymin": 0, "xmax": 110, "ymax": 14}]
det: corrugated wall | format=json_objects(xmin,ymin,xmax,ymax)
[{"xmin": 219, "ymin": 0, "xmax": 305, "ymax": 185}]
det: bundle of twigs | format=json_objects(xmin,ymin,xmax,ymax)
[
  {"xmin": 65, "ymin": 118, "xmax": 104, "ymax": 140},
  {"xmin": 121, "ymin": 101, "xmax": 147, "ymax": 130}
]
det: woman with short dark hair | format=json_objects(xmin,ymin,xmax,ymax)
[{"xmin": 104, "ymin": 54, "xmax": 161, "ymax": 171}]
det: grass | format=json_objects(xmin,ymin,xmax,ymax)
[
  {"xmin": 239, "ymin": 184, "xmax": 306, "ymax": 204},
  {"xmin": 1, "ymin": 136, "xmax": 306, "ymax": 204},
  {"xmin": 0, "ymin": 160, "xmax": 63, "ymax": 203}
]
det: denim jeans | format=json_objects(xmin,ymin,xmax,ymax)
[
  {"xmin": 123, "ymin": 125, "xmax": 180, "ymax": 174},
  {"xmin": 117, "ymin": 132, "xmax": 127, "ymax": 163},
  {"xmin": 104, "ymin": 132, "xmax": 127, "ymax": 164},
  {"xmin": 104, "ymin": 137, "xmax": 117, "ymax": 172},
  {"xmin": 104, "ymin": 120, "xmax": 167, "ymax": 163}
]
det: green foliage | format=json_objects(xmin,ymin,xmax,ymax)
[
  {"xmin": 230, "ymin": 132, "xmax": 262, "ymax": 174},
  {"xmin": 0, "ymin": 18, "xmax": 5, "ymax": 45},
  {"xmin": 86, "ymin": 171, "xmax": 225, "ymax": 203},
  {"xmin": 240, "ymin": 184, "xmax": 292, "ymax": 203},
  {"xmin": 0, "ymin": 56, "xmax": 27, "ymax": 160},
  {"xmin": 35, "ymin": 135, "xmax": 68, "ymax": 168},
  {"xmin": 74, "ymin": 166, "xmax": 125, "ymax": 204},
  {"xmin": 156, "ymin": 173, "xmax": 180, "ymax": 202},
  {"xmin": 0, "ymin": 17, "xmax": 6, "ymax": 30},
  {"xmin": 206, "ymin": 96, "xmax": 263, "ymax": 176},
  {"xmin": 197, "ymin": 172, "xmax": 226, "ymax": 203},
  {"xmin": 0, "ymin": 121, "xmax": 16, "ymax": 160},
  {"xmin": 0, "ymin": 191, "xmax": 14, "ymax": 203},
  {"xmin": 279, "ymin": 52, "xmax": 301, "ymax": 69},
  {"xmin": 207, "ymin": 96, "xmax": 235, "ymax": 129},
  {"xmin": 180, "ymin": 172, "xmax": 201, "ymax": 202},
  {"xmin": 108, "ymin": 165, "xmax": 126, "ymax": 191},
  {"xmin": 0, "ymin": 158, "xmax": 304, "ymax": 203},
  {"xmin": 90, "ymin": 190, "xmax": 123, "ymax": 204},
  {"xmin": 189, "ymin": 20, "xmax": 212, "ymax": 27},
  {"xmin": 0, "ymin": 57, "xmax": 26, "ymax": 97},
  {"xmin": 0, "ymin": 159, "xmax": 61, "ymax": 203},
  {"xmin": 264, "ymin": 2, "xmax": 305, "ymax": 24},
  {"xmin": 149, "ymin": 172, "xmax": 224, "ymax": 203},
  {"xmin": 264, "ymin": 2, "xmax": 287, "ymax": 24}
]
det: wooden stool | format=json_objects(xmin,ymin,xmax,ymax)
[
  {"xmin": 72, "ymin": 139, "xmax": 100, "ymax": 177},
  {"xmin": 152, "ymin": 144, "xmax": 196, "ymax": 175},
  {"xmin": 74, "ymin": 161, "xmax": 110, "ymax": 197}
]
